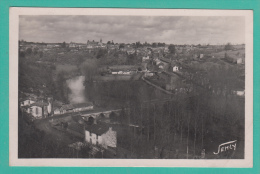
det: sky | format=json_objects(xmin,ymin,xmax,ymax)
[{"xmin": 19, "ymin": 15, "xmax": 245, "ymax": 45}]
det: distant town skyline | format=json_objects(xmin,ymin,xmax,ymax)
[{"xmin": 19, "ymin": 15, "xmax": 245, "ymax": 45}]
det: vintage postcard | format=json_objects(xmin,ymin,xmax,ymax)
[{"xmin": 9, "ymin": 8, "xmax": 253, "ymax": 167}]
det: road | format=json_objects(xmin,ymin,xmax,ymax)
[
  {"xmin": 34, "ymin": 114, "xmax": 80, "ymax": 146},
  {"xmin": 141, "ymin": 74, "xmax": 174, "ymax": 95}
]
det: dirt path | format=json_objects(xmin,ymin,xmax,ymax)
[{"xmin": 34, "ymin": 117, "xmax": 78, "ymax": 146}]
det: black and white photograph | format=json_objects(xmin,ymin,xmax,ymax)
[{"xmin": 9, "ymin": 8, "xmax": 253, "ymax": 167}]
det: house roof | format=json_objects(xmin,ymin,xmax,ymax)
[
  {"xmin": 53, "ymin": 100, "xmax": 63, "ymax": 108},
  {"xmin": 30, "ymin": 101, "xmax": 48, "ymax": 107},
  {"xmin": 160, "ymin": 58, "xmax": 172, "ymax": 64},
  {"xmin": 85, "ymin": 124, "xmax": 110, "ymax": 135},
  {"xmin": 68, "ymin": 122, "xmax": 84, "ymax": 134},
  {"xmin": 72, "ymin": 102, "xmax": 93, "ymax": 109},
  {"xmin": 72, "ymin": 115, "xmax": 85, "ymax": 124},
  {"xmin": 61, "ymin": 104, "xmax": 74, "ymax": 110}
]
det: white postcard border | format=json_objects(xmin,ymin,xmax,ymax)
[{"xmin": 9, "ymin": 7, "xmax": 253, "ymax": 167}]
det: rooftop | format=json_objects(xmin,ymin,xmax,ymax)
[{"xmin": 85, "ymin": 124, "xmax": 111, "ymax": 135}]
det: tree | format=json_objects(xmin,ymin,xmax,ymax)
[
  {"xmin": 26, "ymin": 48, "xmax": 32, "ymax": 55},
  {"xmin": 80, "ymin": 59, "xmax": 99, "ymax": 82},
  {"xmin": 152, "ymin": 43, "xmax": 157, "ymax": 48},
  {"xmin": 39, "ymin": 51, "xmax": 43, "ymax": 58},
  {"xmin": 136, "ymin": 41, "xmax": 142, "ymax": 48},
  {"xmin": 109, "ymin": 112, "xmax": 118, "ymax": 122},
  {"xmin": 107, "ymin": 41, "xmax": 111, "ymax": 44},
  {"xmin": 224, "ymin": 43, "xmax": 233, "ymax": 51},
  {"xmin": 56, "ymin": 71, "xmax": 68, "ymax": 102},
  {"xmin": 33, "ymin": 47, "xmax": 39, "ymax": 55},
  {"xmin": 168, "ymin": 44, "xmax": 176, "ymax": 54},
  {"xmin": 96, "ymin": 49, "xmax": 106, "ymax": 59},
  {"xmin": 61, "ymin": 41, "xmax": 66, "ymax": 48},
  {"xmin": 119, "ymin": 44, "xmax": 125, "ymax": 49},
  {"xmin": 88, "ymin": 117, "xmax": 94, "ymax": 125}
]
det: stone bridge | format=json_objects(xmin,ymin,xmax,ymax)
[{"xmin": 81, "ymin": 109, "xmax": 123, "ymax": 121}]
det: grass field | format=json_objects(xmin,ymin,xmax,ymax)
[
  {"xmin": 56, "ymin": 64, "xmax": 78, "ymax": 73},
  {"xmin": 211, "ymin": 49, "xmax": 245, "ymax": 60}
]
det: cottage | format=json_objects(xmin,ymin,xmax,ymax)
[
  {"xmin": 142, "ymin": 56, "xmax": 150, "ymax": 62},
  {"xmin": 233, "ymin": 89, "xmax": 245, "ymax": 97},
  {"xmin": 60, "ymin": 104, "xmax": 74, "ymax": 114},
  {"xmin": 20, "ymin": 98, "xmax": 35, "ymax": 107},
  {"xmin": 111, "ymin": 72, "xmax": 118, "ymax": 75},
  {"xmin": 85, "ymin": 124, "xmax": 117, "ymax": 149},
  {"xmin": 172, "ymin": 66, "xmax": 179, "ymax": 72},
  {"xmin": 144, "ymin": 71, "xmax": 154, "ymax": 77},
  {"xmin": 126, "ymin": 48, "xmax": 135, "ymax": 55},
  {"xmin": 158, "ymin": 63, "xmax": 164, "ymax": 69},
  {"xmin": 155, "ymin": 59, "xmax": 161, "ymax": 65},
  {"xmin": 69, "ymin": 42, "xmax": 77, "ymax": 48},
  {"xmin": 27, "ymin": 101, "xmax": 48, "ymax": 119},
  {"xmin": 87, "ymin": 40, "xmax": 101, "ymax": 48},
  {"xmin": 52, "ymin": 100, "xmax": 63, "ymax": 115},
  {"xmin": 237, "ymin": 58, "xmax": 243, "ymax": 64},
  {"xmin": 73, "ymin": 102, "xmax": 94, "ymax": 112},
  {"xmin": 54, "ymin": 108, "xmax": 61, "ymax": 115},
  {"xmin": 123, "ymin": 71, "xmax": 131, "ymax": 75}
]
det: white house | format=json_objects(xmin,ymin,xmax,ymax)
[
  {"xmin": 73, "ymin": 102, "xmax": 94, "ymax": 112},
  {"xmin": 144, "ymin": 71, "xmax": 154, "ymax": 77},
  {"xmin": 85, "ymin": 125, "xmax": 117, "ymax": 149},
  {"xmin": 54, "ymin": 108, "xmax": 61, "ymax": 115},
  {"xmin": 142, "ymin": 56, "xmax": 150, "ymax": 62},
  {"xmin": 233, "ymin": 89, "xmax": 245, "ymax": 97},
  {"xmin": 237, "ymin": 58, "xmax": 243, "ymax": 64},
  {"xmin": 158, "ymin": 63, "xmax": 164, "ymax": 69},
  {"xmin": 20, "ymin": 99, "xmax": 35, "ymax": 107},
  {"xmin": 60, "ymin": 104, "xmax": 74, "ymax": 114},
  {"xmin": 172, "ymin": 66, "xmax": 179, "ymax": 72},
  {"xmin": 27, "ymin": 105, "xmax": 43, "ymax": 118},
  {"xmin": 27, "ymin": 101, "xmax": 48, "ymax": 119}
]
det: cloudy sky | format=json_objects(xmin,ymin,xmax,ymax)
[{"xmin": 19, "ymin": 15, "xmax": 245, "ymax": 45}]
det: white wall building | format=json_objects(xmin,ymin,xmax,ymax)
[
  {"xmin": 173, "ymin": 66, "xmax": 179, "ymax": 72},
  {"xmin": 20, "ymin": 99, "xmax": 35, "ymax": 107},
  {"xmin": 85, "ymin": 125, "xmax": 117, "ymax": 149}
]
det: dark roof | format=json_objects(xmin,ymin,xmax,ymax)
[
  {"xmin": 85, "ymin": 124, "xmax": 110, "ymax": 135},
  {"xmin": 61, "ymin": 104, "xmax": 74, "ymax": 110},
  {"xmin": 160, "ymin": 58, "xmax": 172, "ymax": 64},
  {"xmin": 72, "ymin": 102, "xmax": 93, "ymax": 108},
  {"xmin": 30, "ymin": 101, "xmax": 48, "ymax": 107},
  {"xmin": 53, "ymin": 100, "xmax": 63, "ymax": 108},
  {"xmin": 68, "ymin": 122, "xmax": 84, "ymax": 134},
  {"xmin": 72, "ymin": 115, "xmax": 85, "ymax": 123}
]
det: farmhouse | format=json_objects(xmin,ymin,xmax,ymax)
[
  {"xmin": 172, "ymin": 65, "xmax": 179, "ymax": 72},
  {"xmin": 60, "ymin": 104, "xmax": 74, "ymax": 114},
  {"xmin": 26, "ymin": 101, "xmax": 48, "ymax": 119},
  {"xmin": 72, "ymin": 102, "xmax": 94, "ymax": 112},
  {"xmin": 142, "ymin": 56, "xmax": 150, "ymax": 62},
  {"xmin": 87, "ymin": 40, "xmax": 101, "ymax": 48},
  {"xmin": 85, "ymin": 124, "xmax": 117, "ymax": 149},
  {"xmin": 126, "ymin": 48, "xmax": 135, "ymax": 55},
  {"xmin": 20, "ymin": 98, "xmax": 36, "ymax": 107}
]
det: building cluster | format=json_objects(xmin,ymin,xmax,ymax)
[{"xmin": 20, "ymin": 93, "xmax": 94, "ymax": 119}]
